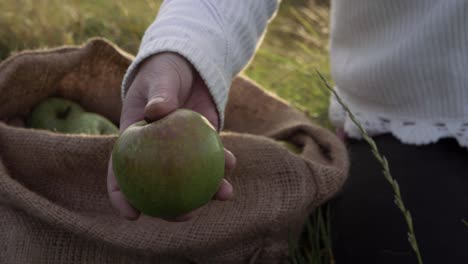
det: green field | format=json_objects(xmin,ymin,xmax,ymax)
[
  {"xmin": 0, "ymin": 1, "xmax": 334, "ymax": 263},
  {"xmin": 0, "ymin": 0, "xmax": 332, "ymax": 126}
]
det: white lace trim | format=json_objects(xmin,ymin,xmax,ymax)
[{"xmin": 329, "ymin": 92, "xmax": 468, "ymax": 148}]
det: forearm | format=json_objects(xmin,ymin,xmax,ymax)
[{"xmin": 122, "ymin": 0, "xmax": 280, "ymax": 128}]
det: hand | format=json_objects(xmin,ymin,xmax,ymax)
[{"xmin": 107, "ymin": 52, "xmax": 236, "ymax": 221}]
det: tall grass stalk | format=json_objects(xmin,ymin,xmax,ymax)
[
  {"xmin": 289, "ymin": 204, "xmax": 334, "ymax": 264},
  {"xmin": 316, "ymin": 71, "xmax": 424, "ymax": 264}
]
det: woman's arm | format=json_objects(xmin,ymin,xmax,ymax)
[{"xmin": 122, "ymin": 0, "xmax": 280, "ymax": 128}]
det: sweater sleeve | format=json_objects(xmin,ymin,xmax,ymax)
[{"xmin": 121, "ymin": 0, "xmax": 280, "ymax": 129}]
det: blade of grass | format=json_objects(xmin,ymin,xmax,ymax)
[
  {"xmin": 289, "ymin": 7, "xmax": 320, "ymax": 40},
  {"xmin": 325, "ymin": 204, "xmax": 335, "ymax": 264},
  {"xmin": 289, "ymin": 229, "xmax": 299, "ymax": 264},
  {"xmin": 316, "ymin": 70, "xmax": 424, "ymax": 264}
]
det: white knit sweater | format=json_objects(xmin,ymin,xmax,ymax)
[{"xmin": 122, "ymin": 0, "xmax": 468, "ymax": 148}]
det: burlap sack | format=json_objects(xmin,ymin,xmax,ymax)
[{"xmin": 0, "ymin": 38, "xmax": 349, "ymax": 263}]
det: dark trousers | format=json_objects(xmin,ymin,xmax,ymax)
[{"xmin": 330, "ymin": 134, "xmax": 468, "ymax": 264}]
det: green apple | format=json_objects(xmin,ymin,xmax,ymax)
[
  {"xmin": 26, "ymin": 97, "xmax": 118, "ymax": 135},
  {"xmin": 277, "ymin": 140, "xmax": 301, "ymax": 154},
  {"xmin": 111, "ymin": 109, "xmax": 225, "ymax": 218},
  {"xmin": 66, "ymin": 113, "xmax": 119, "ymax": 135}
]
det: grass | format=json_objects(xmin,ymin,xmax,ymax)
[
  {"xmin": 245, "ymin": 1, "xmax": 332, "ymax": 125},
  {"xmin": 318, "ymin": 72, "xmax": 424, "ymax": 264},
  {"xmin": 7, "ymin": 2, "xmax": 466, "ymax": 263},
  {"xmin": 0, "ymin": 0, "xmax": 331, "ymax": 125},
  {"xmin": 0, "ymin": 0, "xmax": 336, "ymax": 263},
  {"xmin": 289, "ymin": 204, "xmax": 334, "ymax": 264}
]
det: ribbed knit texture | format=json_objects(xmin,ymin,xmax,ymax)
[
  {"xmin": 329, "ymin": 0, "xmax": 468, "ymax": 147},
  {"xmin": 121, "ymin": 0, "xmax": 279, "ymax": 129},
  {"xmin": 125, "ymin": 0, "xmax": 468, "ymax": 147}
]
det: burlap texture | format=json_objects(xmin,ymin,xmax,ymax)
[{"xmin": 0, "ymin": 38, "xmax": 349, "ymax": 263}]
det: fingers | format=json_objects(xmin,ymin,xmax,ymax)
[
  {"xmin": 107, "ymin": 159, "xmax": 140, "ymax": 220},
  {"xmin": 114, "ymin": 52, "xmax": 228, "ymax": 222},
  {"xmin": 214, "ymin": 148, "xmax": 236, "ymax": 201},
  {"xmin": 184, "ymin": 75, "xmax": 220, "ymax": 130},
  {"xmin": 115, "ymin": 53, "xmax": 195, "ymax": 218},
  {"xmin": 139, "ymin": 53, "xmax": 194, "ymax": 122},
  {"xmin": 119, "ymin": 89, "xmax": 146, "ymax": 132},
  {"xmin": 224, "ymin": 148, "xmax": 236, "ymax": 172},
  {"xmin": 107, "ymin": 149, "xmax": 235, "ymax": 222},
  {"xmin": 144, "ymin": 95, "xmax": 179, "ymax": 121},
  {"xmin": 120, "ymin": 53, "xmax": 194, "ymax": 130},
  {"xmin": 214, "ymin": 179, "xmax": 234, "ymax": 201}
]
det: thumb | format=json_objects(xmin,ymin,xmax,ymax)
[{"xmin": 141, "ymin": 53, "xmax": 194, "ymax": 122}]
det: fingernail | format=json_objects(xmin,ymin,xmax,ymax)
[
  {"xmin": 149, "ymin": 96, "xmax": 165, "ymax": 105},
  {"xmin": 219, "ymin": 180, "xmax": 234, "ymax": 200},
  {"xmin": 227, "ymin": 182, "xmax": 234, "ymax": 196}
]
